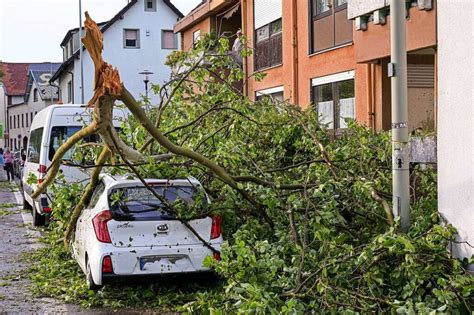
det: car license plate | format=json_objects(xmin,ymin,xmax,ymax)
[{"xmin": 139, "ymin": 255, "xmax": 185, "ymax": 271}]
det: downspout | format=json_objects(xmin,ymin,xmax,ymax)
[
  {"xmin": 371, "ymin": 63, "xmax": 376, "ymax": 129},
  {"xmin": 66, "ymin": 71, "xmax": 74, "ymax": 103},
  {"xmin": 242, "ymin": 0, "xmax": 249, "ymax": 97},
  {"xmin": 366, "ymin": 64, "xmax": 373, "ymax": 128},
  {"xmin": 291, "ymin": 0, "xmax": 299, "ymax": 104}
]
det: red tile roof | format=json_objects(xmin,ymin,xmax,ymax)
[{"xmin": 0, "ymin": 62, "xmax": 30, "ymax": 96}]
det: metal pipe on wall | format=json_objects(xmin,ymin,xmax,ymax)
[{"xmin": 390, "ymin": 0, "xmax": 410, "ymax": 231}]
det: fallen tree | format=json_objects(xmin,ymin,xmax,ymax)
[{"xmin": 30, "ymin": 13, "xmax": 473, "ymax": 313}]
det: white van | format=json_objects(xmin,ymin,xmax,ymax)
[{"xmin": 22, "ymin": 104, "xmax": 128, "ymax": 226}]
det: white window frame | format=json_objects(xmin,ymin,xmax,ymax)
[
  {"xmin": 123, "ymin": 29, "xmax": 140, "ymax": 49},
  {"xmin": 256, "ymin": 86, "xmax": 284, "ymax": 97}
]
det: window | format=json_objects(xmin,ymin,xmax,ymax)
[
  {"xmin": 9, "ymin": 116, "xmax": 12, "ymax": 130},
  {"xmin": 162, "ymin": 30, "xmax": 177, "ymax": 49},
  {"xmin": 7, "ymin": 96, "xmax": 12, "ymax": 105},
  {"xmin": 124, "ymin": 29, "xmax": 140, "ymax": 48},
  {"xmin": 33, "ymin": 88, "xmax": 38, "ymax": 102},
  {"xmin": 13, "ymin": 115, "xmax": 15, "ymax": 129},
  {"xmin": 254, "ymin": 18, "xmax": 282, "ymax": 71},
  {"xmin": 26, "ymin": 113, "xmax": 28, "ymax": 128},
  {"xmin": 27, "ymin": 128, "xmax": 43, "ymax": 164},
  {"xmin": 312, "ymin": 77, "xmax": 355, "ymax": 129},
  {"xmin": 193, "ymin": 30, "xmax": 201, "ymax": 47},
  {"xmin": 49, "ymin": 126, "xmax": 99, "ymax": 162},
  {"xmin": 310, "ymin": 0, "xmax": 352, "ymax": 53},
  {"xmin": 30, "ymin": 112, "xmax": 34, "ymax": 124},
  {"xmin": 88, "ymin": 181, "xmax": 105, "ymax": 208},
  {"xmin": 67, "ymin": 80, "xmax": 73, "ymax": 103},
  {"xmin": 21, "ymin": 114, "xmax": 24, "ymax": 128},
  {"xmin": 256, "ymin": 87, "xmax": 284, "ymax": 102},
  {"xmin": 145, "ymin": 0, "xmax": 156, "ymax": 11}
]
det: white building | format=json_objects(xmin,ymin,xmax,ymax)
[
  {"xmin": 8, "ymin": 63, "xmax": 60, "ymax": 152},
  {"xmin": 51, "ymin": 0, "xmax": 183, "ymax": 105},
  {"xmin": 437, "ymin": 0, "xmax": 474, "ymax": 269}
]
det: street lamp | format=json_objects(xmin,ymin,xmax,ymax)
[{"xmin": 139, "ymin": 70, "xmax": 154, "ymax": 99}]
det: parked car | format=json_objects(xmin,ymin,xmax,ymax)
[
  {"xmin": 72, "ymin": 174, "xmax": 223, "ymax": 289},
  {"xmin": 22, "ymin": 104, "xmax": 128, "ymax": 226}
]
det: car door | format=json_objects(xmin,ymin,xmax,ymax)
[{"xmin": 73, "ymin": 181, "xmax": 105, "ymax": 271}]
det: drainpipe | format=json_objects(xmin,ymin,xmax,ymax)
[
  {"xmin": 366, "ymin": 64, "xmax": 373, "ymax": 128},
  {"xmin": 291, "ymin": 0, "xmax": 299, "ymax": 104},
  {"xmin": 241, "ymin": 0, "xmax": 249, "ymax": 97},
  {"xmin": 390, "ymin": 0, "xmax": 410, "ymax": 231}
]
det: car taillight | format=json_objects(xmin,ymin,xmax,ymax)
[
  {"xmin": 43, "ymin": 207, "xmax": 52, "ymax": 213},
  {"xmin": 38, "ymin": 164, "xmax": 47, "ymax": 174},
  {"xmin": 102, "ymin": 255, "xmax": 113, "ymax": 274},
  {"xmin": 38, "ymin": 164, "xmax": 47, "ymax": 184},
  {"xmin": 210, "ymin": 216, "xmax": 221, "ymax": 239},
  {"xmin": 92, "ymin": 210, "xmax": 113, "ymax": 243},
  {"xmin": 213, "ymin": 251, "xmax": 221, "ymax": 261}
]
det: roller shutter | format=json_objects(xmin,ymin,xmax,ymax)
[{"xmin": 254, "ymin": 0, "xmax": 282, "ymax": 29}]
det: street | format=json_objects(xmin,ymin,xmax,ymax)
[{"xmin": 0, "ymin": 174, "xmax": 73, "ymax": 314}]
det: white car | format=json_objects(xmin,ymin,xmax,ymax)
[{"xmin": 72, "ymin": 174, "xmax": 223, "ymax": 289}]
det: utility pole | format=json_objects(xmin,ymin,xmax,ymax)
[
  {"xmin": 390, "ymin": 0, "xmax": 410, "ymax": 231},
  {"xmin": 79, "ymin": 0, "xmax": 85, "ymax": 104}
]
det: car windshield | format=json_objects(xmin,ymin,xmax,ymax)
[{"xmin": 108, "ymin": 185, "xmax": 197, "ymax": 221}]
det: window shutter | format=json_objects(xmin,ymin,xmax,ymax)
[
  {"xmin": 254, "ymin": 0, "xmax": 282, "ymax": 29},
  {"xmin": 125, "ymin": 30, "xmax": 137, "ymax": 40},
  {"xmin": 162, "ymin": 31, "xmax": 176, "ymax": 49},
  {"xmin": 407, "ymin": 64, "xmax": 435, "ymax": 88}
]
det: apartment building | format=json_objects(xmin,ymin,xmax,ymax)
[{"xmin": 175, "ymin": 0, "xmax": 436, "ymax": 133}]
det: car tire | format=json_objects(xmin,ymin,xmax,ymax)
[
  {"xmin": 86, "ymin": 259, "xmax": 102, "ymax": 291},
  {"xmin": 32, "ymin": 202, "xmax": 45, "ymax": 227}
]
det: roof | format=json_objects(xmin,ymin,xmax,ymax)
[
  {"xmin": 25, "ymin": 63, "xmax": 61, "ymax": 102},
  {"xmin": 50, "ymin": 51, "xmax": 78, "ymax": 83},
  {"xmin": 174, "ymin": 0, "xmax": 238, "ymax": 33},
  {"xmin": 60, "ymin": 21, "xmax": 108, "ymax": 47},
  {"xmin": 0, "ymin": 63, "xmax": 30, "ymax": 96},
  {"xmin": 101, "ymin": 0, "xmax": 183, "ymax": 34}
]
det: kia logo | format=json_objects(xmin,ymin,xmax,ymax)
[{"xmin": 157, "ymin": 224, "xmax": 169, "ymax": 232}]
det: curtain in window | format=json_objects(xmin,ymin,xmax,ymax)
[
  {"xmin": 318, "ymin": 101, "xmax": 334, "ymax": 129},
  {"xmin": 339, "ymin": 97, "xmax": 355, "ymax": 129},
  {"xmin": 162, "ymin": 31, "xmax": 176, "ymax": 49},
  {"xmin": 125, "ymin": 30, "xmax": 137, "ymax": 40}
]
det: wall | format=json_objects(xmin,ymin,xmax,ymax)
[
  {"xmin": 0, "ymin": 84, "xmax": 5, "ymax": 148},
  {"xmin": 73, "ymin": 0, "xmax": 180, "ymax": 104},
  {"xmin": 354, "ymin": 5, "xmax": 437, "ymax": 63},
  {"xmin": 8, "ymin": 81, "xmax": 53, "ymax": 151},
  {"xmin": 58, "ymin": 66, "xmax": 74, "ymax": 104},
  {"xmin": 181, "ymin": 18, "xmax": 212, "ymax": 51},
  {"xmin": 437, "ymin": 0, "xmax": 474, "ymax": 266}
]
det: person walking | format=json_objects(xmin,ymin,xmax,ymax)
[
  {"xmin": 3, "ymin": 149, "xmax": 14, "ymax": 181},
  {"xmin": 0, "ymin": 148, "xmax": 4, "ymax": 180}
]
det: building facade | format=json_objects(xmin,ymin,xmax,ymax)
[
  {"xmin": 51, "ymin": 0, "xmax": 183, "ymax": 105},
  {"xmin": 176, "ymin": 0, "xmax": 436, "ymax": 134},
  {"xmin": 7, "ymin": 63, "xmax": 60, "ymax": 152}
]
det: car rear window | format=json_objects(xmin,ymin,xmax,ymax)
[{"xmin": 108, "ymin": 185, "xmax": 197, "ymax": 221}]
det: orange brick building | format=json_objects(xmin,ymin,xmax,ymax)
[{"xmin": 175, "ymin": 0, "xmax": 436, "ymax": 132}]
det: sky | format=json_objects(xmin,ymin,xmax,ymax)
[{"xmin": 0, "ymin": 0, "xmax": 202, "ymax": 63}]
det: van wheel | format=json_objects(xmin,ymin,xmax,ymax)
[
  {"xmin": 86, "ymin": 259, "xmax": 101, "ymax": 290},
  {"xmin": 32, "ymin": 202, "xmax": 45, "ymax": 227}
]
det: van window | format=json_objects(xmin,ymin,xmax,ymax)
[
  {"xmin": 28, "ymin": 128, "xmax": 43, "ymax": 164},
  {"xmin": 49, "ymin": 126, "xmax": 99, "ymax": 162}
]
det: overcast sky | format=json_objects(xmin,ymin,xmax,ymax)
[{"xmin": 0, "ymin": 0, "xmax": 201, "ymax": 63}]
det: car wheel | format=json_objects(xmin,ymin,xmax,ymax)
[
  {"xmin": 32, "ymin": 202, "xmax": 45, "ymax": 227},
  {"xmin": 86, "ymin": 259, "xmax": 102, "ymax": 291}
]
